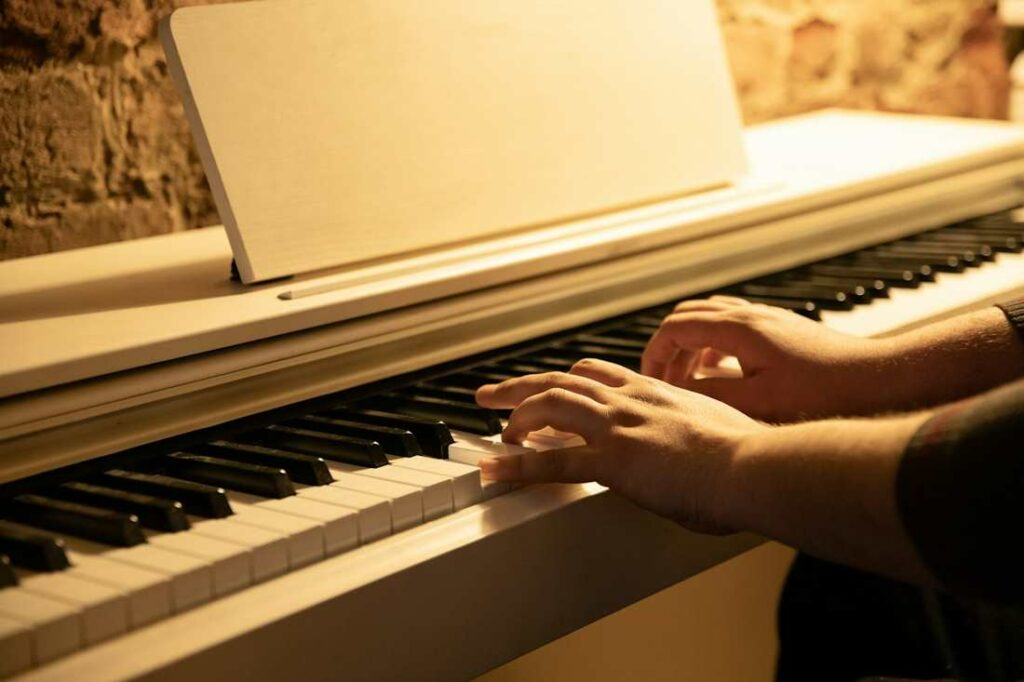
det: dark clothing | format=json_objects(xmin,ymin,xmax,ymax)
[
  {"xmin": 776, "ymin": 554, "xmax": 1024, "ymax": 681},
  {"xmin": 896, "ymin": 299, "xmax": 1024, "ymax": 607},
  {"xmin": 898, "ymin": 379, "xmax": 1024, "ymax": 607},
  {"xmin": 778, "ymin": 301, "xmax": 1024, "ymax": 681}
]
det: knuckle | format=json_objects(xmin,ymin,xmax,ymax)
[
  {"xmin": 571, "ymin": 357, "xmax": 595, "ymax": 372},
  {"xmin": 540, "ymin": 387, "xmax": 572, "ymax": 404},
  {"xmin": 539, "ymin": 372, "xmax": 565, "ymax": 390}
]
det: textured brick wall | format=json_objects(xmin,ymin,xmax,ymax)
[{"xmin": 0, "ymin": 0, "xmax": 1009, "ymax": 260}]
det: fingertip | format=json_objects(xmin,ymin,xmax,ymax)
[
  {"xmin": 478, "ymin": 457, "xmax": 499, "ymax": 479},
  {"xmin": 500, "ymin": 428, "xmax": 525, "ymax": 445},
  {"xmin": 479, "ymin": 456, "xmax": 521, "ymax": 481},
  {"xmin": 474, "ymin": 383, "xmax": 498, "ymax": 405}
]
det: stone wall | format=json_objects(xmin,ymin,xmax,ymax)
[{"xmin": 0, "ymin": 0, "xmax": 1009, "ymax": 260}]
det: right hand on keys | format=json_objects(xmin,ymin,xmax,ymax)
[
  {"xmin": 640, "ymin": 296, "xmax": 897, "ymax": 422},
  {"xmin": 641, "ymin": 296, "xmax": 1024, "ymax": 422}
]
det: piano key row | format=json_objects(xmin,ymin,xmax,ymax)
[{"xmin": 0, "ymin": 210, "xmax": 1019, "ymax": 675}]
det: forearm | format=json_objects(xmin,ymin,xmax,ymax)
[
  {"xmin": 724, "ymin": 413, "xmax": 936, "ymax": 587},
  {"xmin": 877, "ymin": 305, "xmax": 1024, "ymax": 410}
]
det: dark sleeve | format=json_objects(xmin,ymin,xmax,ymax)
[
  {"xmin": 996, "ymin": 298, "xmax": 1024, "ymax": 340},
  {"xmin": 896, "ymin": 376, "xmax": 1024, "ymax": 606}
]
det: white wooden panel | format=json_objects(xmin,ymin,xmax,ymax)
[{"xmin": 161, "ymin": 0, "xmax": 746, "ymax": 282}]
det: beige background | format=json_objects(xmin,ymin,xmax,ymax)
[{"xmin": 0, "ymin": 0, "xmax": 1009, "ymax": 260}]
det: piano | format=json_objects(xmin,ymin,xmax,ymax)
[{"xmin": 4, "ymin": 1, "xmax": 1024, "ymax": 679}]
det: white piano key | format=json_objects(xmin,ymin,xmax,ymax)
[
  {"xmin": 0, "ymin": 524, "xmax": 177, "ymax": 634},
  {"xmin": 447, "ymin": 431, "xmax": 535, "ymax": 466},
  {"xmin": 296, "ymin": 486, "xmax": 391, "ymax": 543},
  {"xmin": 0, "ymin": 614, "xmax": 32, "ymax": 677},
  {"xmin": 0, "ymin": 589, "xmax": 81, "ymax": 664},
  {"xmin": 327, "ymin": 468, "xmax": 423, "ymax": 532},
  {"xmin": 257, "ymin": 497, "xmax": 359, "ymax": 557},
  {"xmin": 388, "ymin": 456, "xmax": 482, "ymax": 510},
  {"xmin": 190, "ymin": 519, "xmax": 288, "ymax": 583},
  {"xmin": 481, "ymin": 479, "xmax": 512, "ymax": 500},
  {"xmin": 106, "ymin": 545, "xmax": 213, "ymax": 613},
  {"xmin": 148, "ymin": 532, "xmax": 252, "ymax": 597},
  {"xmin": 351, "ymin": 466, "xmax": 452, "ymax": 522},
  {"xmin": 225, "ymin": 502, "xmax": 324, "ymax": 569},
  {"xmin": 20, "ymin": 571, "xmax": 128, "ymax": 645},
  {"xmin": 65, "ymin": 553, "xmax": 171, "ymax": 629}
]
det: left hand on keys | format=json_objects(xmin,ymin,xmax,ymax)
[{"xmin": 475, "ymin": 358, "xmax": 767, "ymax": 534}]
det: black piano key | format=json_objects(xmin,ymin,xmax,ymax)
[
  {"xmin": 850, "ymin": 252, "xmax": 964, "ymax": 273},
  {"xmin": 806, "ymin": 260, "xmax": 929, "ymax": 280},
  {"xmin": 962, "ymin": 212, "xmax": 1019, "ymax": 232},
  {"xmin": 553, "ymin": 343, "xmax": 642, "ymax": 368},
  {"xmin": 412, "ymin": 384, "xmax": 514, "ymax": 419},
  {"xmin": 327, "ymin": 409, "xmax": 453, "ymax": 459},
  {"xmin": 588, "ymin": 327, "xmax": 655, "ymax": 344},
  {"xmin": 157, "ymin": 453, "xmax": 295, "ymax": 499},
  {"xmin": 429, "ymin": 371, "xmax": 514, "ymax": 391},
  {"xmin": 897, "ymin": 239, "xmax": 995, "ymax": 261},
  {"xmin": 47, "ymin": 482, "xmax": 190, "ymax": 533},
  {"xmin": 413, "ymin": 384, "xmax": 480, "ymax": 404},
  {"xmin": 727, "ymin": 285, "xmax": 853, "ymax": 311},
  {"xmin": 289, "ymin": 416, "xmax": 422, "ymax": 456},
  {"xmin": 98, "ymin": 470, "xmax": 233, "ymax": 518},
  {"xmin": 0, "ymin": 520, "xmax": 70, "ymax": 572},
  {"xmin": 515, "ymin": 354, "xmax": 576, "ymax": 371},
  {"xmin": 632, "ymin": 315, "xmax": 667, "ymax": 328},
  {"xmin": 729, "ymin": 296, "xmax": 820, "ymax": 319},
  {"xmin": 184, "ymin": 441, "xmax": 334, "ymax": 486},
  {"xmin": 938, "ymin": 228, "xmax": 1022, "ymax": 252},
  {"xmin": 916, "ymin": 231, "xmax": 1020, "ymax": 253},
  {"xmin": 948, "ymin": 222, "xmax": 1024, "ymax": 240},
  {"xmin": 489, "ymin": 360, "xmax": 571, "ymax": 376},
  {"xmin": 839, "ymin": 251, "xmax": 950, "ymax": 276},
  {"xmin": 0, "ymin": 556, "xmax": 17, "ymax": 589},
  {"xmin": 771, "ymin": 274, "xmax": 886, "ymax": 299},
  {"xmin": 0, "ymin": 494, "xmax": 146, "ymax": 547},
  {"xmin": 249, "ymin": 425, "xmax": 390, "ymax": 468},
  {"xmin": 872, "ymin": 243, "xmax": 979, "ymax": 266},
  {"xmin": 502, "ymin": 355, "xmax": 577, "ymax": 372},
  {"xmin": 370, "ymin": 394, "xmax": 503, "ymax": 436},
  {"xmin": 572, "ymin": 334, "xmax": 647, "ymax": 351}
]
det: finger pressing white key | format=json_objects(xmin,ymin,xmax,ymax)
[
  {"xmin": 106, "ymin": 545, "xmax": 212, "ymax": 613},
  {"xmin": 388, "ymin": 456, "xmax": 482, "ymax": 510},
  {"xmin": 0, "ymin": 614, "xmax": 32, "ymax": 677},
  {"xmin": 327, "ymin": 469, "xmax": 423, "ymax": 532},
  {"xmin": 296, "ymin": 486, "xmax": 391, "ymax": 543},
  {"xmin": 448, "ymin": 431, "xmax": 535, "ymax": 466},
  {"xmin": 190, "ymin": 519, "xmax": 288, "ymax": 583},
  {"xmin": 20, "ymin": 571, "xmax": 127, "ymax": 645},
  {"xmin": 258, "ymin": 497, "xmax": 358, "ymax": 557},
  {"xmin": 148, "ymin": 532, "xmax": 252, "ymax": 597},
  {"xmin": 0, "ymin": 589, "xmax": 81, "ymax": 664}
]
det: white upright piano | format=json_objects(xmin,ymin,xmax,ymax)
[{"xmin": 3, "ymin": 1, "xmax": 1024, "ymax": 679}]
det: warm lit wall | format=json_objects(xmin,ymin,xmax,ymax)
[{"xmin": 0, "ymin": 0, "xmax": 1008, "ymax": 259}]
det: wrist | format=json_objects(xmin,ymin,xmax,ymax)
[
  {"xmin": 882, "ymin": 307, "xmax": 1024, "ymax": 408},
  {"xmin": 716, "ymin": 412, "xmax": 931, "ymax": 538}
]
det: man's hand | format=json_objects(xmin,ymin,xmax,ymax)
[
  {"xmin": 641, "ymin": 296, "xmax": 889, "ymax": 421},
  {"xmin": 641, "ymin": 296, "xmax": 1024, "ymax": 422},
  {"xmin": 475, "ymin": 358, "xmax": 767, "ymax": 533}
]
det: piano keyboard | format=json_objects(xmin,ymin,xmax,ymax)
[{"xmin": 3, "ymin": 210, "xmax": 1024, "ymax": 676}]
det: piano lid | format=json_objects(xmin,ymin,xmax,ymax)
[{"xmin": 160, "ymin": 0, "xmax": 747, "ymax": 283}]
